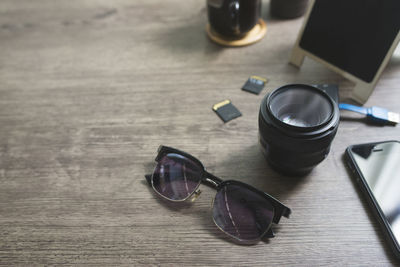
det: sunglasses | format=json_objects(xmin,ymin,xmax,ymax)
[{"xmin": 145, "ymin": 146, "xmax": 291, "ymax": 244}]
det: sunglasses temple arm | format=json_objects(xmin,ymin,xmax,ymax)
[
  {"xmin": 273, "ymin": 205, "xmax": 291, "ymax": 224},
  {"xmin": 144, "ymin": 174, "xmax": 152, "ymax": 185},
  {"xmin": 264, "ymin": 194, "xmax": 292, "ymax": 223},
  {"xmin": 279, "ymin": 206, "xmax": 291, "ymax": 219}
]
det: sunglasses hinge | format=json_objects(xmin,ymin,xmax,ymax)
[{"xmin": 190, "ymin": 189, "xmax": 202, "ymax": 202}]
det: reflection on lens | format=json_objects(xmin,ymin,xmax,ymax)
[
  {"xmin": 152, "ymin": 153, "xmax": 202, "ymax": 201},
  {"xmin": 212, "ymin": 184, "xmax": 274, "ymax": 242},
  {"xmin": 269, "ymin": 87, "xmax": 332, "ymax": 128},
  {"xmin": 282, "ymin": 115, "xmax": 310, "ymax": 127}
]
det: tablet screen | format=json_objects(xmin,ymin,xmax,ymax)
[{"xmin": 300, "ymin": 0, "xmax": 400, "ymax": 83}]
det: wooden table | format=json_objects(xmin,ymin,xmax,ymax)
[{"xmin": 1, "ymin": 0, "xmax": 399, "ymax": 265}]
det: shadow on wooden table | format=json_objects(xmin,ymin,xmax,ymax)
[{"xmin": 217, "ymin": 144, "xmax": 310, "ymax": 198}]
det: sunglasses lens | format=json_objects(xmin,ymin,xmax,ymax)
[
  {"xmin": 152, "ymin": 153, "xmax": 202, "ymax": 201},
  {"xmin": 212, "ymin": 184, "xmax": 274, "ymax": 242}
]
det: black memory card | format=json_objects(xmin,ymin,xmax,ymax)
[
  {"xmin": 242, "ymin": 76, "xmax": 268, "ymax": 95},
  {"xmin": 212, "ymin": 100, "xmax": 242, "ymax": 123}
]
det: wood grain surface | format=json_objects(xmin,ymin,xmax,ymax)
[{"xmin": 1, "ymin": 0, "xmax": 399, "ymax": 265}]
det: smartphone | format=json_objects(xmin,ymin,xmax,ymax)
[{"xmin": 345, "ymin": 140, "xmax": 400, "ymax": 259}]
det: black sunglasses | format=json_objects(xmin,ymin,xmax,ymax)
[{"xmin": 145, "ymin": 146, "xmax": 291, "ymax": 244}]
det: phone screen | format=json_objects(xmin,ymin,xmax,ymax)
[{"xmin": 350, "ymin": 142, "xmax": 400, "ymax": 243}]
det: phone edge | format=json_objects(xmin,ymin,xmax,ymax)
[{"xmin": 345, "ymin": 141, "xmax": 400, "ymax": 259}]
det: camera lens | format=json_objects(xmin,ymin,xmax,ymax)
[
  {"xmin": 269, "ymin": 87, "xmax": 333, "ymax": 128},
  {"xmin": 258, "ymin": 84, "xmax": 339, "ymax": 175}
]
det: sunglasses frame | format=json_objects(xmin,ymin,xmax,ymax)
[{"xmin": 145, "ymin": 145, "xmax": 291, "ymax": 243}]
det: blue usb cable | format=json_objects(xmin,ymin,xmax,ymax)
[{"xmin": 339, "ymin": 103, "xmax": 399, "ymax": 125}]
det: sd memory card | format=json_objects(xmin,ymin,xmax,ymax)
[
  {"xmin": 242, "ymin": 76, "xmax": 268, "ymax": 95},
  {"xmin": 212, "ymin": 100, "xmax": 242, "ymax": 123}
]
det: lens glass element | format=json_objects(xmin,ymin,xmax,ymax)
[
  {"xmin": 269, "ymin": 87, "xmax": 333, "ymax": 127},
  {"xmin": 212, "ymin": 184, "xmax": 274, "ymax": 242},
  {"xmin": 152, "ymin": 153, "xmax": 202, "ymax": 201}
]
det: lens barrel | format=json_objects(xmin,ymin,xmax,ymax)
[{"xmin": 258, "ymin": 84, "xmax": 339, "ymax": 175}]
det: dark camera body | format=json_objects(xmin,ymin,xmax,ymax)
[{"xmin": 258, "ymin": 84, "xmax": 340, "ymax": 176}]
